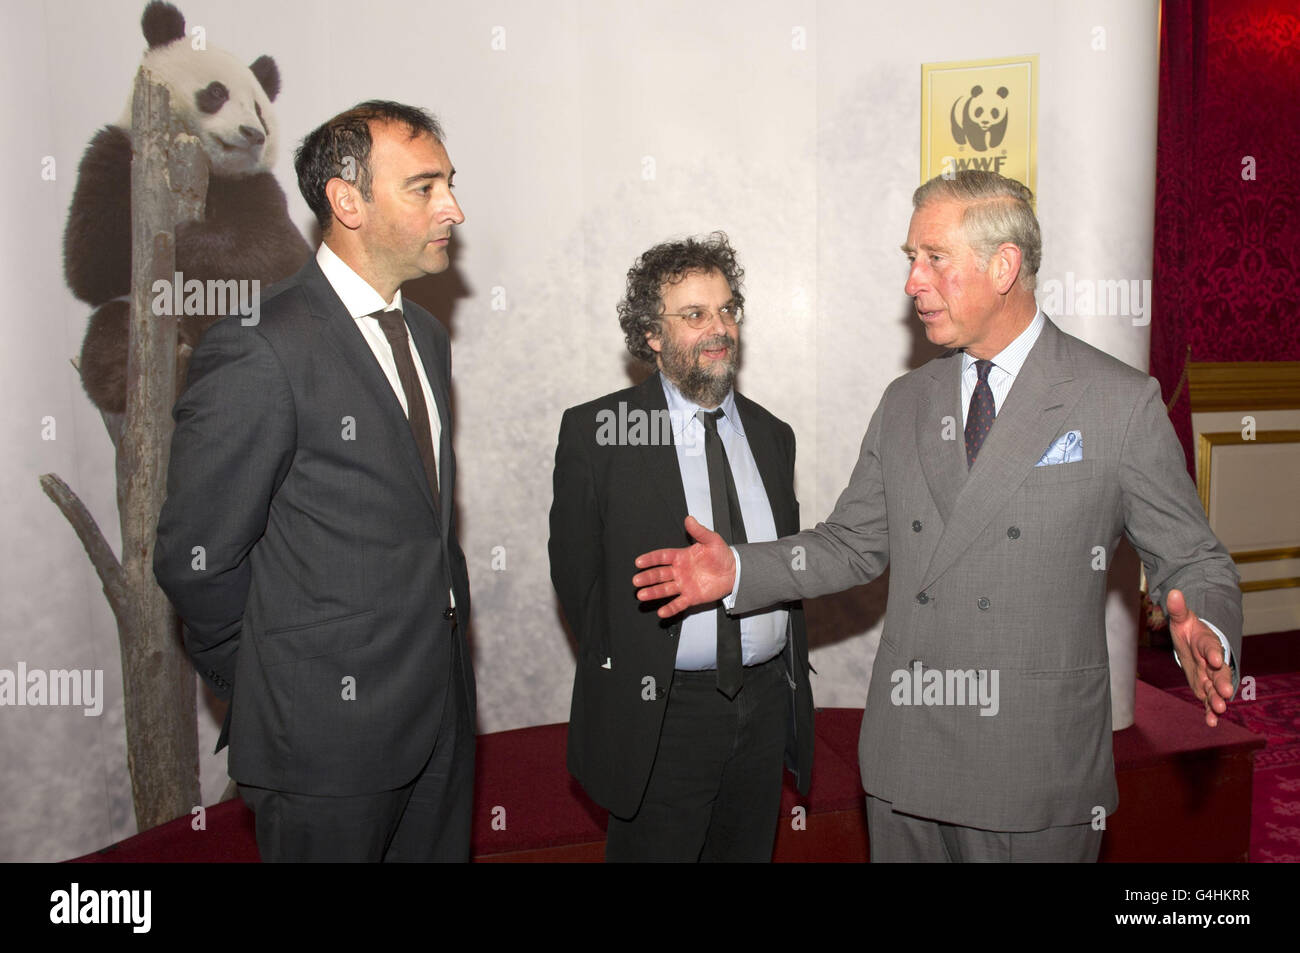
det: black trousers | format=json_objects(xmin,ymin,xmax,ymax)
[
  {"xmin": 605, "ymin": 654, "xmax": 790, "ymax": 863},
  {"xmin": 240, "ymin": 636, "xmax": 474, "ymax": 863}
]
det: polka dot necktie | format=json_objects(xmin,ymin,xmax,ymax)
[{"xmin": 964, "ymin": 359, "xmax": 996, "ymax": 469}]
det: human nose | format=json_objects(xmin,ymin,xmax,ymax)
[
  {"xmin": 703, "ymin": 309, "xmax": 732, "ymax": 335},
  {"xmin": 441, "ymin": 190, "xmax": 465, "ymax": 225},
  {"xmin": 904, "ymin": 259, "xmax": 927, "ymax": 297}
]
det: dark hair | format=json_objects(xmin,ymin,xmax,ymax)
[
  {"xmin": 294, "ymin": 100, "xmax": 445, "ymax": 233},
  {"xmin": 618, "ymin": 232, "xmax": 745, "ymax": 364}
]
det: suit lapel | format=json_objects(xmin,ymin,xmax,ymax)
[
  {"xmin": 916, "ymin": 352, "xmax": 966, "ymax": 527},
  {"xmin": 405, "ymin": 308, "xmax": 454, "ymax": 532},
  {"xmin": 738, "ymin": 394, "xmax": 796, "ymax": 536},
  {"xmin": 302, "ymin": 261, "xmax": 442, "ymax": 522},
  {"xmin": 629, "ymin": 373, "xmax": 691, "ymax": 524},
  {"xmin": 919, "ymin": 320, "xmax": 1086, "ymax": 591}
]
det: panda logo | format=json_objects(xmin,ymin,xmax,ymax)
[{"xmin": 949, "ymin": 84, "xmax": 1010, "ymax": 152}]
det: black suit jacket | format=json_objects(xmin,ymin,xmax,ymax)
[
  {"xmin": 154, "ymin": 257, "xmax": 475, "ymax": 797},
  {"xmin": 549, "ymin": 372, "xmax": 813, "ymax": 819}
]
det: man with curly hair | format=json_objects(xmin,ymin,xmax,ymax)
[{"xmin": 549, "ymin": 233, "xmax": 814, "ymax": 861}]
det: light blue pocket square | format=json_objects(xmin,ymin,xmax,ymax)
[{"xmin": 1036, "ymin": 430, "xmax": 1082, "ymax": 466}]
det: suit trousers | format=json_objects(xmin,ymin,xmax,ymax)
[
  {"xmin": 866, "ymin": 795, "xmax": 1102, "ymax": 862},
  {"xmin": 604, "ymin": 654, "xmax": 789, "ymax": 863},
  {"xmin": 240, "ymin": 634, "xmax": 475, "ymax": 862}
]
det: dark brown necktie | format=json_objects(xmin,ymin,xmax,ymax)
[
  {"xmin": 964, "ymin": 359, "xmax": 996, "ymax": 468},
  {"xmin": 698, "ymin": 408, "xmax": 746, "ymax": 699},
  {"xmin": 375, "ymin": 310, "xmax": 441, "ymax": 513}
]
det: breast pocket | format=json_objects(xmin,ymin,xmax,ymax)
[{"xmin": 1022, "ymin": 460, "xmax": 1094, "ymax": 487}]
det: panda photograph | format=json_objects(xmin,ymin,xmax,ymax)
[{"xmin": 4, "ymin": 0, "xmax": 1294, "ymax": 914}]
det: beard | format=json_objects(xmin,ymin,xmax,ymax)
[{"xmin": 659, "ymin": 331, "xmax": 740, "ymax": 408}]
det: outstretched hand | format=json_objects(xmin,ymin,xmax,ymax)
[
  {"xmin": 1167, "ymin": 588, "xmax": 1235, "ymax": 728},
  {"xmin": 633, "ymin": 516, "xmax": 738, "ymax": 618}
]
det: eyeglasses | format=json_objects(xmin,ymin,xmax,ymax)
[{"xmin": 660, "ymin": 304, "xmax": 744, "ymax": 329}]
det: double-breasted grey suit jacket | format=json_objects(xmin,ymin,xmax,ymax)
[
  {"xmin": 154, "ymin": 257, "xmax": 475, "ymax": 797},
  {"xmin": 549, "ymin": 372, "xmax": 814, "ymax": 819},
  {"xmin": 732, "ymin": 318, "xmax": 1241, "ymax": 831}
]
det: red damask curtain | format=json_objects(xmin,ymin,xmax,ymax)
[{"xmin": 1153, "ymin": 0, "xmax": 1300, "ymax": 472}]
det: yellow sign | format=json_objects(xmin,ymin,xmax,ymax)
[{"xmin": 921, "ymin": 55, "xmax": 1037, "ymax": 196}]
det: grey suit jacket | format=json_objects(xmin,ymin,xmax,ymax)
[
  {"xmin": 154, "ymin": 257, "xmax": 475, "ymax": 797},
  {"xmin": 733, "ymin": 318, "xmax": 1242, "ymax": 831}
]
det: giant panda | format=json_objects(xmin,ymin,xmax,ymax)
[{"xmin": 64, "ymin": 0, "xmax": 310, "ymax": 415}]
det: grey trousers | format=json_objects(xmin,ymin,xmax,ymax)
[{"xmin": 866, "ymin": 795, "xmax": 1102, "ymax": 862}]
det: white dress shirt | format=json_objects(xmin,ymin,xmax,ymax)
[{"xmin": 316, "ymin": 243, "xmax": 452, "ymax": 606}]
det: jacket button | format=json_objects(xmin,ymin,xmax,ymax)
[
  {"xmin": 912, "ymin": 520, "xmax": 923, "ymax": 532},
  {"xmin": 443, "ymin": 606, "xmax": 456, "ymax": 621},
  {"xmin": 1007, "ymin": 526, "xmax": 1021, "ymax": 539},
  {"xmin": 977, "ymin": 597, "xmax": 991, "ymax": 610},
  {"xmin": 916, "ymin": 592, "xmax": 929, "ymax": 605}
]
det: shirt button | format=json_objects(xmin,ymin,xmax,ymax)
[
  {"xmin": 916, "ymin": 592, "xmax": 929, "ymax": 605},
  {"xmin": 977, "ymin": 597, "xmax": 991, "ymax": 610},
  {"xmin": 912, "ymin": 520, "xmax": 923, "ymax": 533},
  {"xmin": 1007, "ymin": 526, "xmax": 1021, "ymax": 539}
]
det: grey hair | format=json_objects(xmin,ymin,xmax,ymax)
[{"xmin": 913, "ymin": 170, "xmax": 1041, "ymax": 290}]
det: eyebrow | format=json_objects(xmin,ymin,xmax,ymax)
[
  {"xmin": 673, "ymin": 297, "xmax": 737, "ymax": 310},
  {"xmin": 402, "ymin": 168, "xmax": 455, "ymax": 187},
  {"xmin": 900, "ymin": 241, "xmax": 953, "ymax": 255}
]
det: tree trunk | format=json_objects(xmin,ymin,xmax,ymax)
[{"xmin": 115, "ymin": 68, "xmax": 206, "ymax": 830}]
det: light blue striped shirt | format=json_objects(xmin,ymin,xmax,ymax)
[{"xmin": 959, "ymin": 309, "xmax": 1045, "ymax": 425}]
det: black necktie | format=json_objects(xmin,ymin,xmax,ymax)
[
  {"xmin": 376, "ymin": 310, "xmax": 441, "ymax": 513},
  {"xmin": 698, "ymin": 408, "xmax": 746, "ymax": 699},
  {"xmin": 964, "ymin": 359, "xmax": 996, "ymax": 468}
]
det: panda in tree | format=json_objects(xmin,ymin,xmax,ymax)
[{"xmin": 64, "ymin": 0, "xmax": 309, "ymax": 415}]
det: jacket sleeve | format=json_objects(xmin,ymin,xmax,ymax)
[
  {"xmin": 734, "ymin": 391, "xmax": 891, "ymax": 614},
  {"xmin": 153, "ymin": 317, "xmax": 296, "ymax": 699},
  {"xmin": 548, "ymin": 407, "xmax": 605, "ymax": 658},
  {"xmin": 1119, "ymin": 376, "xmax": 1243, "ymax": 665}
]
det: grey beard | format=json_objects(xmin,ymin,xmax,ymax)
[
  {"xmin": 662, "ymin": 334, "xmax": 740, "ymax": 408},
  {"xmin": 677, "ymin": 362, "xmax": 735, "ymax": 408}
]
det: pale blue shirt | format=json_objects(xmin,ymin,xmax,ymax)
[
  {"xmin": 959, "ymin": 309, "xmax": 1045, "ymax": 424},
  {"xmin": 660, "ymin": 376, "xmax": 788, "ymax": 669}
]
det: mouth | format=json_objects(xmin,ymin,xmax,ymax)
[
  {"xmin": 697, "ymin": 338, "xmax": 733, "ymax": 363},
  {"xmin": 916, "ymin": 306, "xmax": 945, "ymax": 322}
]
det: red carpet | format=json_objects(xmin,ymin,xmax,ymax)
[
  {"xmin": 1165, "ymin": 671, "xmax": 1300, "ymax": 862},
  {"xmin": 69, "ymin": 695, "xmax": 1268, "ymax": 862}
]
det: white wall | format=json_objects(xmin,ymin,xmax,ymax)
[{"xmin": 1, "ymin": 0, "xmax": 1159, "ymax": 860}]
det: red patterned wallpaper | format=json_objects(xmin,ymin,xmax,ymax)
[{"xmin": 1152, "ymin": 0, "xmax": 1300, "ymax": 471}]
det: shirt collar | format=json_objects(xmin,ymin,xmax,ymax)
[
  {"xmin": 316, "ymin": 242, "xmax": 404, "ymax": 318},
  {"xmin": 658, "ymin": 372, "xmax": 743, "ymax": 440},
  {"xmin": 961, "ymin": 308, "xmax": 1045, "ymax": 379}
]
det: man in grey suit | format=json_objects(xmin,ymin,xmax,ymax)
[
  {"xmin": 632, "ymin": 170, "xmax": 1242, "ymax": 861},
  {"xmin": 154, "ymin": 101, "xmax": 475, "ymax": 861}
]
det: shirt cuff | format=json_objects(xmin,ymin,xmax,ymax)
[
  {"xmin": 722, "ymin": 546, "xmax": 741, "ymax": 611},
  {"xmin": 1171, "ymin": 617, "xmax": 1236, "ymax": 686}
]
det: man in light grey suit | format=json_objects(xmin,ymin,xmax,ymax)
[{"xmin": 632, "ymin": 170, "xmax": 1242, "ymax": 862}]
